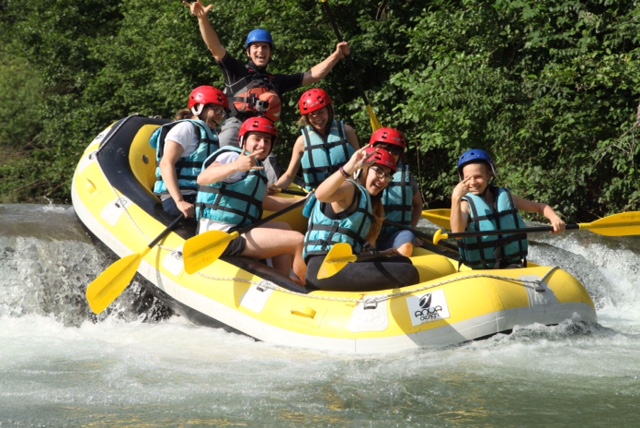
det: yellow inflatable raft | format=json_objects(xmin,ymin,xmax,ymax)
[{"xmin": 71, "ymin": 116, "xmax": 597, "ymax": 353}]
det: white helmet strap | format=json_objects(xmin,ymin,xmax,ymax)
[{"xmin": 191, "ymin": 104, "xmax": 204, "ymax": 116}]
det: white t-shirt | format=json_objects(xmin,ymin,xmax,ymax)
[
  {"xmin": 198, "ymin": 218, "xmax": 234, "ymax": 233},
  {"xmin": 215, "ymin": 151, "xmax": 248, "ymax": 183},
  {"xmin": 165, "ymin": 121, "xmax": 200, "ymax": 157}
]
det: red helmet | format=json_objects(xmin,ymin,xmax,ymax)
[
  {"xmin": 189, "ymin": 86, "xmax": 229, "ymax": 113},
  {"xmin": 368, "ymin": 127, "xmax": 407, "ymax": 151},
  {"xmin": 365, "ymin": 147, "xmax": 398, "ymax": 173},
  {"xmin": 238, "ymin": 117, "xmax": 278, "ymax": 149},
  {"xmin": 298, "ymin": 88, "xmax": 332, "ymax": 115}
]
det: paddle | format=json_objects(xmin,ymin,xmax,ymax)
[
  {"xmin": 183, "ymin": 197, "xmax": 308, "ymax": 274},
  {"xmin": 86, "ymin": 214, "xmax": 185, "ymax": 315},
  {"xmin": 421, "ymin": 209, "xmax": 451, "ymax": 229},
  {"xmin": 276, "ymin": 188, "xmax": 309, "ymax": 197},
  {"xmin": 432, "ymin": 211, "xmax": 640, "ymax": 245},
  {"xmin": 321, "ymin": 0, "xmax": 382, "ymax": 132},
  {"xmin": 383, "ymin": 219, "xmax": 458, "ymax": 252},
  {"xmin": 317, "ymin": 243, "xmax": 398, "ymax": 279}
]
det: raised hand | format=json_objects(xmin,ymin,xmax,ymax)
[
  {"xmin": 182, "ymin": 0, "xmax": 212, "ymax": 17},
  {"xmin": 451, "ymin": 176, "xmax": 472, "ymax": 201}
]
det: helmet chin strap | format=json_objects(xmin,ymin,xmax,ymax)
[{"xmin": 191, "ymin": 104, "xmax": 204, "ymax": 116}]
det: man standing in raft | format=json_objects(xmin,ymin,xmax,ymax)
[{"xmin": 184, "ymin": 0, "xmax": 351, "ymax": 184}]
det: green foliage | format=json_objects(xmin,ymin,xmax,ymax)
[
  {"xmin": 387, "ymin": 0, "xmax": 640, "ymax": 220},
  {"xmin": 1, "ymin": 0, "xmax": 639, "ymax": 221}
]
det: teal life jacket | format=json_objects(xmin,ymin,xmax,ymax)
[
  {"xmin": 379, "ymin": 162, "xmax": 414, "ymax": 241},
  {"xmin": 300, "ymin": 120, "xmax": 354, "ymax": 191},
  {"xmin": 150, "ymin": 119, "xmax": 219, "ymax": 196},
  {"xmin": 195, "ymin": 146, "xmax": 267, "ymax": 228},
  {"xmin": 458, "ymin": 186, "xmax": 529, "ymax": 269},
  {"xmin": 303, "ymin": 181, "xmax": 374, "ymax": 262}
]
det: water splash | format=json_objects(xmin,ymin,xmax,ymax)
[{"xmin": 0, "ymin": 204, "xmax": 172, "ymax": 326}]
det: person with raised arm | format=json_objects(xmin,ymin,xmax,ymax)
[
  {"xmin": 303, "ymin": 146, "xmax": 419, "ymax": 291},
  {"xmin": 184, "ymin": 0, "xmax": 350, "ymax": 184}
]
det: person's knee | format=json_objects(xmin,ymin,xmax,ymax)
[{"xmin": 396, "ymin": 242, "xmax": 414, "ymax": 257}]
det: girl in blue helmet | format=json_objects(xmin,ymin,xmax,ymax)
[
  {"xmin": 183, "ymin": 0, "xmax": 350, "ymax": 184},
  {"xmin": 450, "ymin": 149, "xmax": 566, "ymax": 269}
]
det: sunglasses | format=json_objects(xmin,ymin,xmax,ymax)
[
  {"xmin": 370, "ymin": 166, "xmax": 394, "ymax": 182},
  {"xmin": 374, "ymin": 143, "xmax": 403, "ymax": 156},
  {"xmin": 212, "ymin": 106, "xmax": 226, "ymax": 116}
]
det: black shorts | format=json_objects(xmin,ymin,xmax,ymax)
[
  {"xmin": 221, "ymin": 235, "xmax": 247, "ymax": 257},
  {"xmin": 305, "ymin": 254, "xmax": 419, "ymax": 292}
]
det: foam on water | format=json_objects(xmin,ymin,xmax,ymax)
[{"xmin": 2, "ymin": 206, "xmax": 640, "ymax": 426}]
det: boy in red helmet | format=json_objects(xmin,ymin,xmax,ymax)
[
  {"xmin": 195, "ymin": 117, "xmax": 307, "ymax": 283},
  {"xmin": 368, "ymin": 128, "xmax": 424, "ymax": 257}
]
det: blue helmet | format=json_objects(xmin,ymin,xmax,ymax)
[
  {"xmin": 457, "ymin": 149, "xmax": 497, "ymax": 180},
  {"xmin": 245, "ymin": 29, "xmax": 274, "ymax": 49}
]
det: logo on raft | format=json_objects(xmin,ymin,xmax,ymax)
[{"xmin": 406, "ymin": 289, "xmax": 450, "ymax": 327}]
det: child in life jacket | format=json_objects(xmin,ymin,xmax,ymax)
[
  {"xmin": 195, "ymin": 117, "xmax": 307, "ymax": 283},
  {"xmin": 368, "ymin": 128, "xmax": 424, "ymax": 257},
  {"xmin": 150, "ymin": 86, "xmax": 227, "ymax": 220},
  {"xmin": 450, "ymin": 149, "xmax": 566, "ymax": 269},
  {"xmin": 274, "ymin": 88, "xmax": 359, "ymax": 192}
]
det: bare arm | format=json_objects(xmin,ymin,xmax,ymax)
[
  {"xmin": 274, "ymin": 137, "xmax": 305, "ymax": 190},
  {"xmin": 159, "ymin": 141, "xmax": 195, "ymax": 218},
  {"xmin": 301, "ymin": 42, "xmax": 350, "ymax": 86},
  {"xmin": 315, "ymin": 146, "xmax": 374, "ymax": 213},
  {"xmin": 183, "ymin": 0, "xmax": 227, "ymax": 61},
  {"xmin": 344, "ymin": 124, "xmax": 360, "ymax": 150},
  {"xmin": 513, "ymin": 195, "xmax": 566, "ymax": 234},
  {"xmin": 411, "ymin": 190, "xmax": 424, "ymax": 228}
]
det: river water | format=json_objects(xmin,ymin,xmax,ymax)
[{"xmin": 1, "ymin": 204, "xmax": 639, "ymax": 426}]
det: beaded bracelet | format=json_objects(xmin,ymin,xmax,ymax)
[{"xmin": 339, "ymin": 166, "xmax": 351, "ymax": 178}]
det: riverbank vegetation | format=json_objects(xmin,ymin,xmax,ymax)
[{"xmin": 1, "ymin": 0, "xmax": 639, "ymax": 221}]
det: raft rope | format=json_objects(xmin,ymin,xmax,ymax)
[
  {"xmin": 105, "ymin": 182, "xmax": 176, "ymax": 254},
  {"xmin": 196, "ymin": 267, "xmax": 559, "ymax": 308},
  {"xmin": 103, "ymin": 167, "xmax": 560, "ymax": 307}
]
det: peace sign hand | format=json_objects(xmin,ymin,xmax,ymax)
[
  {"xmin": 342, "ymin": 146, "xmax": 377, "ymax": 176},
  {"xmin": 452, "ymin": 176, "xmax": 472, "ymax": 201},
  {"xmin": 233, "ymin": 150, "xmax": 265, "ymax": 173}
]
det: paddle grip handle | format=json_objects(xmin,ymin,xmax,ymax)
[{"xmin": 148, "ymin": 214, "xmax": 185, "ymax": 248}]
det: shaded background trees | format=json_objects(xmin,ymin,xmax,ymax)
[{"xmin": 1, "ymin": 0, "xmax": 639, "ymax": 221}]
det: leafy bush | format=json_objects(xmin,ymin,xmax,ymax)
[{"xmin": 1, "ymin": 0, "xmax": 639, "ymax": 220}]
